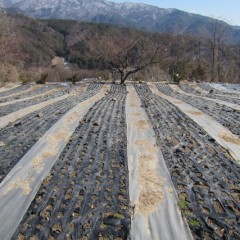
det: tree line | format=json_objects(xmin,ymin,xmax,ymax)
[
  {"xmin": 47, "ymin": 19, "xmax": 240, "ymax": 84},
  {"xmin": 0, "ymin": 12, "xmax": 239, "ymax": 84}
]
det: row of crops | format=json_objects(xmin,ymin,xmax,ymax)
[{"xmin": 0, "ymin": 82, "xmax": 239, "ymax": 239}]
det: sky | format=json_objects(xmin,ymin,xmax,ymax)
[{"xmin": 113, "ymin": 0, "xmax": 240, "ymax": 26}]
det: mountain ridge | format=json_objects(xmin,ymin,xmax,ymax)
[{"xmin": 0, "ymin": 0, "xmax": 240, "ymax": 44}]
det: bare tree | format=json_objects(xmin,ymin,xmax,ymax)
[
  {"xmin": 0, "ymin": 12, "xmax": 19, "ymax": 62},
  {"xmin": 166, "ymin": 33, "xmax": 197, "ymax": 82},
  {"xmin": 87, "ymin": 29, "xmax": 171, "ymax": 84},
  {"xmin": 205, "ymin": 20, "xmax": 228, "ymax": 82},
  {"xmin": 0, "ymin": 12, "xmax": 21, "ymax": 83}
]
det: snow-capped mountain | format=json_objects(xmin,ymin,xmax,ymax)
[
  {"xmin": 2, "ymin": 0, "xmax": 171, "ymax": 21},
  {"xmin": 1, "ymin": 0, "xmax": 240, "ymax": 44}
]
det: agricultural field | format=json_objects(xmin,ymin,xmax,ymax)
[{"xmin": 0, "ymin": 81, "xmax": 239, "ymax": 240}]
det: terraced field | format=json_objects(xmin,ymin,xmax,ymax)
[{"xmin": 0, "ymin": 82, "xmax": 239, "ymax": 240}]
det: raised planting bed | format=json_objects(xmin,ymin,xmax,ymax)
[
  {"xmin": 179, "ymin": 84, "xmax": 240, "ymax": 105},
  {"xmin": 0, "ymin": 82, "xmax": 239, "ymax": 240},
  {"xmin": 12, "ymin": 85, "xmax": 130, "ymax": 239},
  {"xmin": 0, "ymin": 85, "xmax": 31, "ymax": 98},
  {"xmin": 135, "ymin": 83, "xmax": 240, "ymax": 240},
  {"xmin": 157, "ymin": 84, "xmax": 240, "ymax": 137},
  {"xmin": 0, "ymin": 84, "xmax": 102, "ymax": 182}
]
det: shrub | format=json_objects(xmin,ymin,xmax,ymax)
[
  {"xmin": 191, "ymin": 64, "xmax": 205, "ymax": 81},
  {"xmin": 101, "ymin": 71, "xmax": 110, "ymax": 81},
  {"xmin": 173, "ymin": 73, "xmax": 181, "ymax": 84},
  {"xmin": 0, "ymin": 64, "xmax": 19, "ymax": 84},
  {"xmin": 67, "ymin": 74, "xmax": 78, "ymax": 84},
  {"xmin": 36, "ymin": 73, "xmax": 48, "ymax": 84},
  {"xmin": 19, "ymin": 73, "xmax": 32, "ymax": 85}
]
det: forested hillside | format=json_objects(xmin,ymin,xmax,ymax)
[
  {"xmin": 1, "ymin": 0, "xmax": 240, "ymax": 45},
  {"xmin": 0, "ymin": 12, "xmax": 240, "ymax": 84}
]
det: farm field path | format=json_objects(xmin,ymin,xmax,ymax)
[
  {"xmin": 0, "ymin": 84, "xmax": 109, "ymax": 240},
  {"xmin": 126, "ymin": 85, "xmax": 193, "ymax": 240}
]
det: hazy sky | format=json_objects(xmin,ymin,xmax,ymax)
[{"xmin": 113, "ymin": 0, "xmax": 240, "ymax": 26}]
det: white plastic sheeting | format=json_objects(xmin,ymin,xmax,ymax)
[
  {"xmin": 0, "ymin": 85, "xmax": 39, "ymax": 100},
  {"xmin": 126, "ymin": 85, "xmax": 193, "ymax": 240},
  {"xmin": 0, "ymin": 84, "xmax": 21, "ymax": 93},
  {"xmin": 0, "ymin": 88, "xmax": 55, "ymax": 107},
  {"xmin": 186, "ymin": 83, "xmax": 240, "ymax": 100},
  {"xmin": 190, "ymin": 84, "xmax": 208, "ymax": 94},
  {"xmin": 0, "ymin": 93, "xmax": 71, "ymax": 130},
  {"xmin": 149, "ymin": 84, "xmax": 240, "ymax": 163},
  {"xmin": 170, "ymin": 84, "xmax": 240, "ymax": 111},
  {"xmin": 0, "ymin": 85, "xmax": 109, "ymax": 240},
  {"xmin": 210, "ymin": 83, "xmax": 240, "ymax": 95}
]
